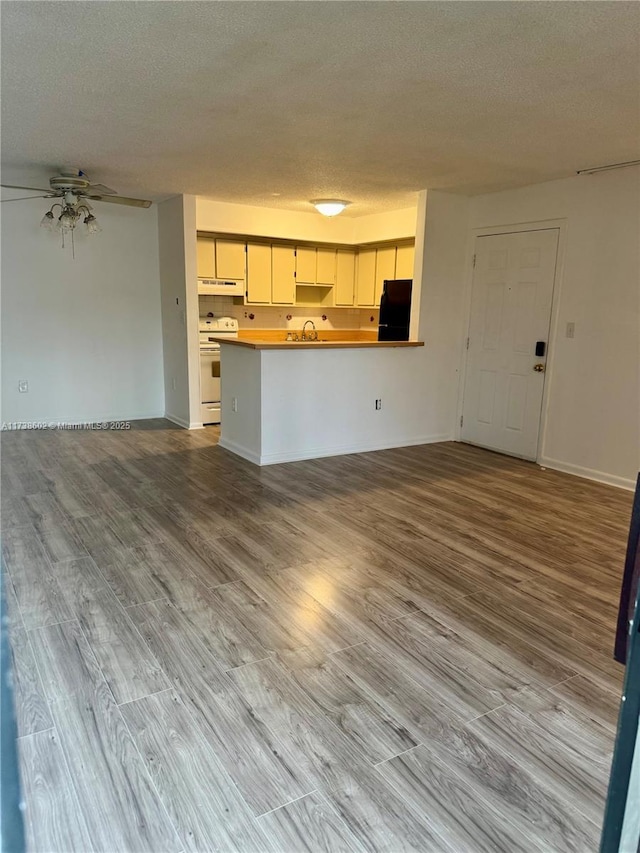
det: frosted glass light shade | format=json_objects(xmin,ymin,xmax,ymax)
[
  {"xmin": 40, "ymin": 211, "xmax": 55, "ymax": 231},
  {"xmin": 311, "ymin": 199, "xmax": 350, "ymax": 217},
  {"xmin": 84, "ymin": 214, "xmax": 101, "ymax": 235}
]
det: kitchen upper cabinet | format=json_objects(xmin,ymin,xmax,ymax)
[
  {"xmin": 374, "ymin": 247, "xmax": 397, "ymax": 306},
  {"xmin": 316, "ymin": 248, "xmax": 336, "ymax": 285},
  {"xmin": 395, "ymin": 244, "xmax": 414, "ymax": 280},
  {"xmin": 335, "ymin": 250, "xmax": 356, "ymax": 306},
  {"xmin": 271, "ymin": 245, "xmax": 296, "ymax": 304},
  {"xmin": 215, "ymin": 240, "xmax": 245, "ymax": 280},
  {"xmin": 197, "ymin": 238, "xmax": 215, "ymax": 279},
  {"xmin": 355, "ymin": 248, "xmax": 377, "ymax": 307},
  {"xmin": 295, "ymin": 247, "xmax": 317, "ymax": 284},
  {"xmin": 246, "ymin": 243, "xmax": 272, "ymax": 303}
]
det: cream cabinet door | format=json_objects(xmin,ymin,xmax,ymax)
[
  {"xmin": 316, "ymin": 248, "xmax": 336, "ymax": 285},
  {"xmin": 215, "ymin": 240, "xmax": 246, "ymax": 280},
  {"xmin": 197, "ymin": 238, "xmax": 215, "ymax": 279},
  {"xmin": 355, "ymin": 248, "xmax": 377, "ymax": 306},
  {"xmin": 295, "ymin": 247, "xmax": 317, "ymax": 284},
  {"xmin": 395, "ymin": 244, "xmax": 414, "ymax": 279},
  {"xmin": 374, "ymin": 247, "xmax": 397, "ymax": 306},
  {"xmin": 246, "ymin": 243, "xmax": 272, "ymax": 303},
  {"xmin": 271, "ymin": 245, "xmax": 296, "ymax": 304},
  {"xmin": 335, "ymin": 250, "xmax": 356, "ymax": 306}
]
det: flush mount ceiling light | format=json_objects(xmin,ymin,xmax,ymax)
[{"xmin": 311, "ymin": 199, "xmax": 351, "ymax": 217}]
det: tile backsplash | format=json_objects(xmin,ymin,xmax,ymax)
[{"xmin": 199, "ymin": 296, "xmax": 379, "ymax": 331}]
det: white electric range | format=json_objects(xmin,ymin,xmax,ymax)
[{"xmin": 199, "ymin": 315, "xmax": 239, "ymax": 424}]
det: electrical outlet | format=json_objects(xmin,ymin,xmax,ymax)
[
  {"xmin": 232, "ymin": 397, "xmax": 238, "ymax": 413},
  {"xmin": 18, "ymin": 380, "xmax": 28, "ymax": 393},
  {"xmin": 566, "ymin": 322, "xmax": 575, "ymax": 339},
  {"xmin": 375, "ymin": 398, "xmax": 382, "ymax": 410}
]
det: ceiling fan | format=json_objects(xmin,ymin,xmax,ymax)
[
  {"xmin": 0, "ymin": 168, "xmax": 152, "ymax": 208},
  {"xmin": 1, "ymin": 168, "xmax": 152, "ymax": 253}
]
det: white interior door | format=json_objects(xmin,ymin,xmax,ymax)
[{"xmin": 461, "ymin": 228, "xmax": 559, "ymax": 460}]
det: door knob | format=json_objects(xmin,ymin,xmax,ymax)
[{"xmin": 533, "ymin": 363, "xmax": 545, "ymax": 373}]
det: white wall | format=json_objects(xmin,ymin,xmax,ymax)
[
  {"xmin": 468, "ymin": 168, "xmax": 640, "ymax": 487},
  {"xmin": 157, "ymin": 194, "xmax": 201, "ymax": 428},
  {"xmin": 416, "ymin": 190, "xmax": 471, "ymax": 440},
  {"xmin": 1, "ymin": 194, "xmax": 163, "ymax": 424},
  {"xmin": 196, "ymin": 198, "xmax": 416, "ymax": 244}
]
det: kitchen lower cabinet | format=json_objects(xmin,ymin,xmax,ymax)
[
  {"xmin": 246, "ymin": 243, "xmax": 272, "ymax": 303},
  {"xmin": 215, "ymin": 240, "xmax": 246, "ymax": 280},
  {"xmin": 271, "ymin": 245, "xmax": 296, "ymax": 304},
  {"xmin": 335, "ymin": 250, "xmax": 356, "ymax": 306}
]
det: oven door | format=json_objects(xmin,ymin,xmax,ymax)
[{"xmin": 200, "ymin": 349, "xmax": 221, "ymax": 404}]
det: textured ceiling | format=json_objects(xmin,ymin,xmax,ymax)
[{"xmin": 2, "ymin": 1, "xmax": 639, "ymax": 215}]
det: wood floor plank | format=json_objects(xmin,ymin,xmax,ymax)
[
  {"xmin": 172, "ymin": 580, "xmax": 285, "ymax": 670},
  {"xmin": 2, "ymin": 525, "xmax": 73, "ymax": 629},
  {"xmin": 226, "ymin": 654, "xmax": 369, "ymax": 792},
  {"xmin": 412, "ymin": 593, "xmax": 580, "ymax": 688},
  {"xmin": 32, "ymin": 517, "xmax": 88, "ymax": 563},
  {"xmin": 279, "ymin": 646, "xmax": 419, "ymax": 764},
  {"xmin": 358, "ymin": 614, "xmax": 514, "ymax": 720},
  {"xmin": 8, "ymin": 628, "xmax": 52, "ymax": 738},
  {"xmin": 331, "ymin": 641, "xmax": 461, "ymax": 742},
  {"xmin": 19, "ymin": 729, "xmax": 93, "ymax": 853},
  {"xmin": 127, "ymin": 597, "xmax": 312, "ymax": 815},
  {"xmin": 238, "ymin": 569, "xmax": 366, "ymax": 655},
  {"xmin": 469, "ymin": 702, "xmax": 609, "ymax": 824},
  {"xmin": 398, "ymin": 720, "xmax": 600, "ymax": 852},
  {"xmin": 549, "ymin": 675, "xmax": 621, "ymax": 733},
  {"xmin": 29, "ymin": 620, "xmax": 181, "ymax": 852},
  {"xmin": 53, "ymin": 556, "xmax": 169, "ymax": 703},
  {"xmin": 258, "ymin": 791, "xmax": 369, "ymax": 853},
  {"xmin": 325, "ymin": 765, "xmax": 455, "ymax": 853},
  {"xmin": 71, "ymin": 513, "xmax": 129, "ymax": 556},
  {"xmin": 121, "ymin": 690, "xmax": 270, "ymax": 853},
  {"xmin": 377, "ymin": 744, "xmax": 543, "ymax": 853},
  {"xmin": 92, "ymin": 540, "xmax": 214, "ymax": 610}
]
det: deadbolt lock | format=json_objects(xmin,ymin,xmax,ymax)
[{"xmin": 533, "ymin": 363, "xmax": 545, "ymax": 373}]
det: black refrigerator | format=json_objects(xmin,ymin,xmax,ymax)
[{"xmin": 378, "ymin": 279, "xmax": 412, "ymax": 341}]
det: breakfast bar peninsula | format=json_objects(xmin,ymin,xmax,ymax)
[{"xmin": 217, "ymin": 335, "xmax": 425, "ymax": 465}]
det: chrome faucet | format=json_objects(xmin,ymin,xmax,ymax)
[{"xmin": 301, "ymin": 320, "xmax": 317, "ymax": 341}]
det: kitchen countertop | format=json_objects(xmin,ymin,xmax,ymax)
[{"xmin": 216, "ymin": 338, "xmax": 424, "ymax": 350}]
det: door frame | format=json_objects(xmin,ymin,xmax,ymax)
[{"xmin": 455, "ymin": 218, "xmax": 568, "ymax": 463}]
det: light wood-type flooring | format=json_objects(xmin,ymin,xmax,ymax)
[{"xmin": 1, "ymin": 421, "xmax": 633, "ymax": 853}]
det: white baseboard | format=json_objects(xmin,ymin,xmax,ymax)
[
  {"xmin": 217, "ymin": 436, "xmax": 262, "ymax": 465},
  {"xmin": 218, "ymin": 433, "xmax": 452, "ymax": 467},
  {"xmin": 164, "ymin": 413, "xmax": 204, "ymax": 430},
  {"xmin": 539, "ymin": 456, "xmax": 636, "ymax": 491}
]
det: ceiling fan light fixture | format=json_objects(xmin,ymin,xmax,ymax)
[
  {"xmin": 58, "ymin": 206, "xmax": 78, "ymax": 232},
  {"xmin": 40, "ymin": 210, "xmax": 55, "ymax": 231},
  {"xmin": 84, "ymin": 213, "xmax": 101, "ymax": 235},
  {"xmin": 311, "ymin": 199, "xmax": 351, "ymax": 217}
]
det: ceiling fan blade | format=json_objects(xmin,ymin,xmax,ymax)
[
  {"xmin": 88, "ymin": 194, "xmax": 152, "ymax": 208},
  {"xmin": 0, "ymin": 195, "xmax": 50, "ymax": 203},
  {"xmin": 88, "ymin": 183, "xmax": 117, "ymax": 195},
  {"xmin": 0, "ymin": 183, "xmax": 50, "ymax": 193}
]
